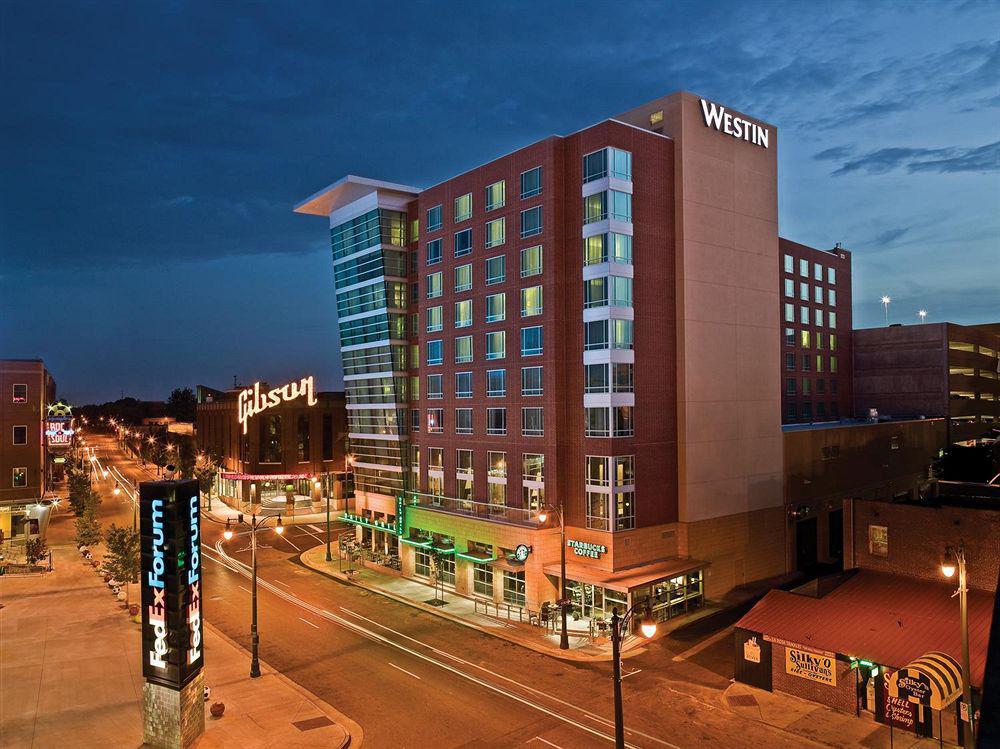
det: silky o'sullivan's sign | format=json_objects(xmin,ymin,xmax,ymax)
[
  {"xmin": 237, "ymin": 376, "xmax": 318, "ymax": 435},
  {"xmin": 567, "ymin": 540, "xmax": 607, "ymax": 559},
  {"xmin": 140, "ymin": 479, "xmax": 204, "ymax": 690},
  {"xmin": 700, "ymin": 98, "xmax": 770, "ymax": 149},
  {"xmin": 785, "ymin": 647, "xmax": 837, "ymax": 686}
]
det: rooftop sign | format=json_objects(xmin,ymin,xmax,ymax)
[
  {"xmin": 700, "ymin": 99, "xmax": 769, "ymax": 149},
  {"xmin": 237, "ymin": 376, "xmax": 317, "ymax": 435}
]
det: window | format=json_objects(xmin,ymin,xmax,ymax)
[
  {"xmin": 785, "ymin": 328, "xmax": 795, "ymax": 346},
  {"xmin": 799, "ymin": 258, "xmax": 809, "ymax": 277},
  {"xmin": 800, "ymin": 330, "xmax": 811, "ymax": 348},
  {"xmin": 815, "ymin": 309, "xmax": 823, "ymax": 327},
  {"xmin": 785, "ymin": 353, "xmax": 795, "ymax": 370},
  {"xmin": 411, "ymin": 409, "xmax": 420, "ymax": 432},
  {"xmin": 410, "ymin": 282, "xmax": 419, "ymax": 304},
  {"xmin": 12, "ymin": 467, "xmax": 27, "ymax": 488},
  {"xmin": 814, "ymin": 286, "xmax": 823, "ymax": 304},
  {"xmin": 410, "ymin": 218, "xmax": 419, "ymax": 242},
  {"xmin": 802, "ymin": 402, "xmax": 813, "ymax": 420},
  {"xmin": 474, "ymin": 563, "xmax": 494, "ymax": 597},
  {"xmin": 523, "ymin": 453, "xmax": 544, "ymax": 482},
  {"xmin": 12, "ymin": 425, "xmax": 27, "ymax": 445},
  {"xmin": 829, "ymin": 311, "xmax": 837, "ymax": 328},
  {"xmin": 817, "ymin": 333, "xmax": 826, "ymax": 349},
  {"xmin": 455, "ymin": 263, "xmax": 472, "ymax": 292},
  {"xmin": 456, "ymin": 449, "xmax": 473, "ymax": 473},
  {"xmin": 786, "ymin": 378, "xmax": 796, "ymax": 395},
  {"xmin": 801, "ymin": 354, "xmax": 811, "ymax": 372},
  {"xmin": 828, "ymin": 267, "xmax": 836, "ymax": 285},
  {"xmin": 583, "ymin": 191, "xmax": 606, "ymax": 223},
  {"xmin": 800, "ymin": 282, "xmax": 809, "ymax": 301},
  {"xmin": 427, "ymin": 408, "xmax": 444, "ymax": 433},
  {"xmin": 816, "ymin": 355, "xmax": 825, "ymax": 373},
  {"xmin": 487, "ymin": 369, "xmax": 506, "ymax": 397},
  {"xmin": 868, "ymin": 525, "xmax": 888, "ymax": 558},
  {"xmin": 455, "ymin": 299, "xmax": 472, "ymax": 328},
  {"xmin": 609, "ymin": 148, "xmax": 632, "ymax": 180},
  {"xmin": 828, "ymin": 289, "xmax": 836, "ymax": 306},
  {"xmin": 586, "ymin": 363, "xmax": 609, "ymax": 393},
  {"xmin": 427, "ymin": 340, "xmax": 443, "ymax": 365},
  {"xmin": 521, "ymin": 285, "xmax": 543, "ymax": 316},
  {"xmin": 786, "ymin": 403, "xmax": 798, "ymax": 420},
  {"xmin": 520, "ymin": 206, "xmax": 542, "ymax": 238},
  {"xmin": 485, "ymin": 180, "xmax": 505, "ymax": 211},
  {"xmin": 816, "ymin": 379, "xmax": 826, "ymax": 394},
  {"xmin": 427, "ymin": 374, "xmax": 443, "ymax": 399},
  {"xmin": 584, "ymin": 277, "xmax": 608, "ymax": 308},
  {"xmin": 784, "ymin": 279, "xmax": 794, "ymax": 297},
  {"xmin": 520, "ymin": 326, "xmax": 543, "ymax": 356},
  {"xmin": 454, "ymin": 228, "xmax": 472, "ymax": 257},
  {"xmin": 485, "ymin": 292, "xmax": 506, "ymax": 322},
  {"xmin": 831, "ymin": 356, "xmax": 838, "ymax": 373},
  {"xmin": 609, "ymin": 233, "xmax": 632, "ymax": 264},
  {"xmin": 521, "ymin": 366, "xmax": 543, "ymax": 396},
  {"xmin": 486, "ymin": 255, "xmax": 505, "ymax": 285},
  {"xmin": 486, "ymin": 331, "xmax": 506, "ymax": 360},
  {"xmin": 520, "ymin": 167, "xmax": 541, "ymax": 198},
  {"xmin": 522, "ymin": 408, "xmax": 543, "ymax": 437},
  {"xmin": 616, "ymin": 491, "xmax": 635, "ymax": 531},
  {"xmin": 613, "ymin": 406, "xmax": 634, "ymax": 437},
  {"xmin": 585, "ymin": 407, "xmax": 610, "ymax": 437},
  {"xmin": 426, "ymin": 238, "xmax": 443, "ymax": 265},
  {"xmin": 455, "ymin": 371, "xmax": 472, "ymax": 398},
  {"xmin": 12, "ymin": 384, "xmax": 27, "ymax": 403},
  {"xmin": 784, "ymin": 303, "xmax": 794, "ymax": 322},
  {"xmin": 485, "ymin": 217, "xmax": 505, "ymax": 248},
  {"xmin": 426, "ymin": 306, "xmax": 443, "ymax": 332},
  {"xmin": 456, "ymin": 408, "xmax": 473, "ymax": 435},
  {"xmin": 454, "ymin": 193, "xmax": 472, "ymax": 222},
  {"xmin": 410, "ymin": 313, "xmax": 419, "ymax": 336},
  {"xmin": 503, "ymin": 570, "xmax": 525, "ymax": 606},
  {"xmin": 455, "ymin": 335, "xmax": 473, "ymax": 363},
  {"xmin": 586, "ymin": 492, "xmax": 610, "ymax": 530},
  {"xmin": 586, "ymin": 456, "xmax": 610, "ymax": 485},
  {"xmin": 585, "ymin": 319, "xmax": 609, "ymax": 350},
  {"xmin": 783, "ymin": 254, "xmax": 793, "ymax": 274},
  {"xmin": 427, "ymin": 447, "xmax": 444, "ymax": 470},
  {"xmin": 259, "ymin": 415, "xmax": 281, "ymax": 463},
  {"xmin": 609, "ymin": 276, "xmax": 632, "ymax": 307},
  {"xmin": 410, "ymin": 344, "xmax": 420, "ymax": 369},
  {"xmin": 613, "ymin": 363, "xmax": 633, "ymax": 393},
  {"xmin": 611, "ymin": 319, "xmax": 633, "ymax": 349},
  {"xmin": 583, "ymin": 149, "xmax": 608, "ymax": 182},
  {"xmin": 821, "ymin": 445, "xmax": 840, "ymax": 461},
  {"xmin": 800, "ymin": 306, "xmax": 809, "ymax": 325},
  {"xmin": 427, "ymin": 271, "xmax": 443, "ymax": 299},
  {"xmin": 609, "ymin": 191, "xmax": 631, "ymax": 222},
  {"xmin": 488, "ymin": 451, "xmax": 507, "ymax": 478},
  {"xmin": 427, "ymin": 205, "xmax": 442, "ymax": 231},
  {"xmin": 584, "ymin": 234, "xmax": 607, "ymax": 265},
  {"xmin": 814, "ymin": 262, "xmax": 823, "ymax": 281},
  {"xmin": 487, "ymin": 408, "xmax": 507, "ymax": 435},
  {"xmin": 802, "ymin": 379, "xmax": 811, "ymax": 396}
]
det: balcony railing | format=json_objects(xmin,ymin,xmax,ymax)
[{"xmin": 407, "ymin": 491, "xmax": 541, "ymax": 528}]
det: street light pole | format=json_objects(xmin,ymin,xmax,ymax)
[
  {"xmin": 942, "ymin": 541, "xmax": 974, "ymax": 748},
  {"xmin": 325, "ymin": 486, "xmax": 332, "ymax": 562},
  {"xmin": 558, "ymin": 506, "xmax": 569, "ymax": 650},
  {"xmin": 610, "ymin": 601, "xmax": 657, "ymax": 749}
]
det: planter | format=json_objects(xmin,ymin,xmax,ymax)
[
  {"xmin": 210, "ymin": 702, "xmax": 225, "ymax": 718},
  {"xmin": 116, "ymin": 591, "xmax": 127, "ymax": 601},
  {"xmin": 90, "ymin": 560, "xmax": 99, "ymax": 567},
  {"xmin": 129, "ymin": 604, "xmax": 140, "ymax": 616}
]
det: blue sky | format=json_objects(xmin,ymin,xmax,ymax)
[{"xmin": 1, "ymin": 0, "xmax": 997, "ymax": 403}]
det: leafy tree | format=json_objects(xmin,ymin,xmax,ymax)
[
  {"xmin": 68, "ymin": 468, "xmax": 100, "ymax": 516},
  {"xmin": 103, "ymin": 524, "xmax": 140, "ymax": 606},
  {"xmin": 166, "ymin": 387, "xmax": 197, "ymax": 422},
  {"xmin": 25, "ymin": 537, "xmax": 48, "ymax": 565},
  {"xmin": 175, "ymin": 437, "xmax": 196, "ymax": 478},
  {"xmin": 75, "ymin": 502, "xmax": 103, "ymax": 547},
  {"xmin": 195, "ymin": 452, "xmax": 221, "ymax": 507}
]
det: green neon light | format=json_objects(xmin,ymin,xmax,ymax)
[
  {"xmin": 341, "ymin": 513, "xmax": 400, "ymax": 535},
  {"xmin": 431, "ymin": 545, "xmax": 456, "ymax": 555},
  {"xmin": 400, "ymin": 537, "xmax": 433, "ymax": 548},
  {"xmin": 455, "ymin": 552, "xmax": 499, "ymax": 563}
]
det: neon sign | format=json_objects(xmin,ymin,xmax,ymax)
[
  {"xmin": 237, "ymin": 376, "xmax": 317, "ymax": 435},
  {"xmin": 45, "ymin": 419, "xmax": 74, "ymax": 448},
  {"xmin": 567, "ymin": 539, "xmax": 607, "ymax": 559}
]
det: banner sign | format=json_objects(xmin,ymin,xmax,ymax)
[
  {"xmin": 45, "ymin": 417, "xmax": 74, "ymax": 448},
  {"xmin": 875, "ymin": 668, "xmax": 929, "ymax": 735},
  {"xmin": 785, "ymin": 647, "xmax": 837, "ymax": 686},
  {"xmin": 140, "ymin": 479, "xmax": 204, "ymax": 690}
]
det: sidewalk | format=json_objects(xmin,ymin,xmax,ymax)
[
  {"xmin": 203, "ymin": 497, "xmax": 340, "ymax": 527},
  {"xmin": 0, "ymin": 545, "xmax": 359, "ymax": 749},
  {"xmin": 299, "ymin": 545, "xmax": 719, "ymax": 662},
  {"xmin": 722, "ymin": 682, "xmax": 956, "ymax": 749}
]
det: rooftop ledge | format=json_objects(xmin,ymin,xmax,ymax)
[{"xmin": 294, "ymin": 175, "xmax": 421, "ymax": 216}]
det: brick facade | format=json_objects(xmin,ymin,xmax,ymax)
[{"xmin": 770, "ymin": 642, "xmax": 856, "ymax": 714}]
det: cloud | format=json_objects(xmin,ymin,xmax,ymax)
[
  {"xmin": 907, "ymin": 140, "xmax": 1000, "ymax": 173},
  {"xmin": 832, "ymin": 146, "xmax": 952, "ymax": 175},
  {"xmin": 830, "ymin": 140, "xmax": 1000, "ymax": 175},
  {"xmin": 814, "ymin": 145, "xmax": 855, "ymax": 161},
  {"xmin": 873, "ymin": 227, "xmax": 910, "ymax": 245}
]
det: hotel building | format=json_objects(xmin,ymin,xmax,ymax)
[{"xmin": 295, "ymin": 91, "xmax": 793, "ymax": 621}]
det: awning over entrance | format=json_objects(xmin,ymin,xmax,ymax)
[
  {"xmin": 888, "ymin": 651, "xmax": 963, "ymax": 710},
  {"xmin": 543, "ymin": 558, "xmax": 706, "ymax": 594}
]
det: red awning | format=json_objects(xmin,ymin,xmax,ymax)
[{"xmin": 736, "ymin": 570, "xmax": 995, "ymax": 687}]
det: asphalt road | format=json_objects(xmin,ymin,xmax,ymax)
[{"xmin": 66, "ymin": 433, "xmax": 816, "ymax": 749}]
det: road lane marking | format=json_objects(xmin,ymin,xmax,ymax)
[
  {"xmin": 388, "ymin": 662, "xmax": 421, "ymax": 680},
  {"xmin": 530, "ymin": 738, "xmax": 561, "ymax": 748},
  {"xmin": 273, "ymin": 580, "xmax": 291, "ymax": 588},
  {"xmin": 671, "ymin": 625, "xmax": 734, "ymax": 662},
  {"xmin": 308, "ymin": 524, "xmax": 324, "ymax": 533},
  {"xmin": 299, "ymin": 617, "xmax": 320, "ymax": 629},
  {"xmin": 279, "ymin": 534, "xmax": 302, "ymax": 552},
  {"xmin": 238, "ymin": 585, "xmax": 251, "ymax": 594}
]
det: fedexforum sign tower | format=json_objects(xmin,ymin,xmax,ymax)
[{"xmin": 140, "ymin": 479, "xmax": 205, "ymax": 749}]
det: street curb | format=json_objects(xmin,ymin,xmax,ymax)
[{"xmin": 205, "ymin": 621, "xmax": 363, "ymax": 748}]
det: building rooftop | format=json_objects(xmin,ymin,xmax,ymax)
[
  {"xmin": 293, "ymin": 175, "xmax": 421, "ymax": 217},
  {"xmin": 781, "ymin": 416, "xmax": 943, "ymax": 433}
]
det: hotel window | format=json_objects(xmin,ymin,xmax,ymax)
[
  {"xmin": 827, "ymin": 267, "xmax": 836, "ymax": 285},
  {"xmin": 868, "ymin": 525, "xmax": 888, "ymax": 558},
  {"xmin": 609, "ymin": 191, "xmax": 631, "ymax": 222},
  {"xmin": 427, "ymin": 374, "xmax": 443, "ymax": 399},
  {"xmin": 455, "ymin": 263, "xmax": 472, "ymax": 293},
  {"xmin": 12, "ymin": 425, "xmax": 27, "ymax": 445},
  {"xmin": 485, "ymin": 180, "xmax": 505, "ymax": 211},
  {"xmin": 486, "ymin": 331, "xmax": 506, "ymax": 360},
  {"xmin": 426, "ymin": 305, "xmax": 443, "ymax": 332},
  {"xmin": 816, "ymin": 379, "xmax": 826, "ymax": 394},
  {"xmin": 799, "ymin": 282, "xmax": 809, "ymax": 301},
  {"xmin": 259, "ymin": 415, "xmax": 281, "ymax": 464},
  {"xmin": 455, "ymin": 371, "xmax": 472, "ymax": 398},
  {"xmin": 816, "ymin": 355, "xmax": 825, "ymax": 373},
  {"xmin": 617, "ymin": 456, "xmax": 635, "ymax": 486},
  {"xmin": 520, "ymin": 245, "xmax": 542, "ymax": 277},
  {"xmin": 522, "ymin": 407, "xmax": 544, "ymax": 437},
  {"xmin": 427, "ymin": 205, "xmax": 442, "ymax": 231},
  {"xmin": 454, "ymin": 228, "xmax": 472, "ymax": 257},
  {"xmin": 817, "ymin": 332, "xmax": 826, "ymax": 349},
  {"xmin": 609, "ymin": 276, "xmax": 632, "ymax": 307},
  {"xmin": 410, "ymin": 313, "xmax": 418, "ymax": 336},
  {"xmin": 802, "ymin": 402, "xmax": 813, "ymax": 420},
  {"xmin": 455, "ymin": 335, "xmax": 473, "ymax": 363},
  {"xmin": 802, "ymin": 354, "xmax": 811, "ymax": 372},
  {"xmin": 457, "ymin": 448, "xmax": 473, "ymax": 473},
  {"xmin": 427, "ymin": 408, "xmax": 444, "ymax": 434},
  {"xmin": 786, "ymin": 403, "xmax": 797, "ymax": 420},
  {"xmin": 410, "ymin": 218, "xmax": 419, "ymax": 242},
  {"xmin": 521, "ymin": 285, "xmax": 543, "ymax": 316},
  {"xmin": 583, "ymin": 191, "xmax": 606, "ymax": 223},
  {"xmin": 410, "ymin": 282, "xmax": 419, "ymax": 304},
  {"xmin": 585, "ymin": 234, "xmax": 607, "ymax": 265},
  {"xmin": 784, "ymin": 279, "xmax": 794, "ymax": 297},
  {"xmin": 503, "ymin": 570, "xmax": 525, "ymax": 606},
  {"xmin": 616, "ymin": 491, "xmax": 635, "ymax": 531},
  {"xmin": 585, "ymin": 407, "xmax": 610, "ymax": 437},
  {"xmin": 426, "ymin": 238, "xmax": 442, "ymax": 265},
  {"xmin": 520, "ymin": 166, "xmax": 542, "ymax": 199},
  {"xmin": 455, "ymin": 299, "xmax": 472, "ymax": 328},
  {"xmin": 296, "ymin": 415, "xmax": 310, "ymax": 462},
  {"xmin": 799, "ymin": 330, "xmax": 810, "ymax": 348},
  {"xmin": 485, "ymin": 292, "xmax": 506, "ymax": 322},
  {"xmin": 783, "ymin": 254, "xmax": 793, "ymax": 274},
  {"xmin": 610, "ymin": 148, "xmax": 632, "ymax": 180},
  {"xmin": 613, "ymin": 406, "xmax": 634, "ymax": 437},
  {"xmin": 427, "ymin": 271, "xmax": 443, "ymax": 299},
  {"xmin": 786, "ymin": 378, "xmax": 796, "ymax": 395},
  {"xmin": 583, "ymin": 147, "xmax": 631, "ymax": 182},
  {"xmin": 583, "ymin": 148, "xmax": 608, "ymax": 182},
  {"xmin": 12, "ymin": 384, "xmax": 27, "ymax": 403},
  {"xmin": 584, "ymin": 277, "xmax": 608, "ymax": 308},
  {"xmin": 585, "ymin": 363, "xmax": 609, "ymax": 393},
  {"xmin": 802, "ymin": 379, "xmax": 811, "ymax": 395},
  {"xmin": 586, "ymin": 456, "xmax": 610, "ymax": 486},
  {"xmin": 521, "ymin": 366, "xmax": 543, "ymax": 396},
  {"xmin": 585, "ymin": 319, "xmax": 609, "ymax": 350},
  {"xmin": 523, "ymin": 453, "xmax": 544, "ymax": 482},
  {"xmin": 813, "ymin": 262, "xmax": 823, "ymax": 281},
  {"xmin": 410, "ymin": 344, "xmax": 420, "ymax": 369},
  {"xmin": 488, "ymin": 451, "xmax": 507, "ymax": 478},
  {"xmin": 828, "ymin": 289, "xmax": 836, "ymax": 306},
  {"xmin": 785, "ymin": 353, "xmax": 795, "ymax": 370},
  {"xmin": 411, "ymin": 409, "xmax": 420, "ymax": 433},
  {"xmin": 487, "ymin": 408, "xmax": 507, "ymax": 436},
  {"xmin": 613, "ymin": 363, "xmax": 634, "ymax": 393},
  {"xmin": 520, "ymin": 326, "xmax": 543, "ymax": 356},
  {"xmin": 831, "ymin": 356, "xmax": 838, "ymax": 373},
  {"xmin": 817, "ymin": 403, "xmax": 827, "ymax": 420},
  {"xmin": 829, "ymin": 311, "xmax": 837, "ymax": 328},
  {"xmin": 410, "ymin": 251, "xmax": 418, "ymax": 274},
  {"xmin": 814, "ymin": 286, "xmax": 823, "ymax": 304},
  {"xmin": 586, "ymin": 492, "xmax": 610, "ymax": 530},
  {"xmin": 454, "ymin": 193, "xmax": 472, "ymax": 222},
  {"xmin": 610, "ymin": 233, "xmax": 632, "ymax": 264},
  {"xmin": 12, "ymin": 467, "xmax": 27, "ymax": 488},
  {"xmin": 799, "ymin": 306, "xmax": 809, "ymax": 325},
  {"xmin": 474, "ymin": 563, "xmax": 494, "ymax": 597},
  {"xmin": 784, "ymin": 303, "xmax": 794, "ymax": 323},
  {"xmin": 815, "ymin": 309, "xmax": 823, "ymax": 327},
  {"xmin": 785, "ymin": 328, "xmax": 795, "ymax": 346},
  {"xmin": 520, "ymin": 206, "xmax": 542, "ymax": 238},
  {"xmin": 487, "ymin": 369, "xmax": 506, "ymax": 397},
  {"xmin": 455, "ymin": 408, "xmax": 473, "ymax": 435},
  {"xmin": 799, "ymin": 258, "xmax": 809, "ymax": 277},
  {"xmin": 428, "ymin": 447, "xmax": 444, "ymax": 469},
  {"xmin": 486, "ymin": 255, "xmax": 505, "ymax": 285},
  {"xmin": 427, "ymin": 340, "xmax": 443, "ymax": 365},
  {"xmin": 485, "ymin": 217, "xmax": 505, "ymax": 248},
  {"xmin": 611, "ymin": 319, "xmax": 633, "ymax": 349}
]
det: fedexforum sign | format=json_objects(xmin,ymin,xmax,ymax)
[
  {"xmin": 237, "ymin": 376, "xmax": 318, "ymax": 434},
  {"xmin": 700, "ymin": 99, "xmax": 769, "ymax": 149}
]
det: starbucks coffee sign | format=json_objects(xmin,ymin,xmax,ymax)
[{"xmin": 567, "ymin": 540, "xmax": 607, "ymax": 559}]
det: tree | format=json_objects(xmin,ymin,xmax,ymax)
[
  {"xmin": 166, "ymin": 387, "xmax": 197, "ymax": 422},
  {"xmin": 75, "ymin": 502, "xmax": 103, "ymax": 547},
  {"xmin": 104, "ymin": 524, "xmax": 140, "ymax": 607},
  {"xmin": 25, "ymin": 537, "xmax": 47, "ymax": 565},
  {"xmin": 195, "ymin": 452, "xmax": 221, "ymax": 509},
  {"xmin": 175, "ymin": 437, "xmax": 196, "ymax": 479},
  {"xmin": 68, "ymin": 468, "xmax": 100, "ymax": 516}
]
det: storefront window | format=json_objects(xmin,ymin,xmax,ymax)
[
  {"xmin": 296, "ymin": 414, "xmax": 310, "ymax": 462},
  {"xmin": 503, "ymin": 570, "xmax": 525, "ymax": 606},
  {"xmin": 565, "ymin": 580, "xmax": 627, "ymax": 621},
  {"xmin": 414, "ymin": 549, "xmax": 432, "ymax": 578},
  {"xmin": 634, "ymin": 571, "xmax": 705, "ymax": 622},
  {"xmin": 438, "ymin": 555, "xmax": 456, "ymax": 587},
  {"xmin": 474, "ymin": 563, "xmax": 494, "ymax": 597}
]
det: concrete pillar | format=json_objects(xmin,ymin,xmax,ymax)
[{"xmin": 142, "ymin": 672, "xmax": 205, "ymax": 749}]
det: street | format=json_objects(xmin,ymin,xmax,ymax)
[{"xmin": 62, "ymin": 433, "xmax": 817, "ymax": 749}]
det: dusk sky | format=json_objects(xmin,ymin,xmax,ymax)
[{"xmin": 2, "ymin": 0, "xmax": 997, "ymax": 404}]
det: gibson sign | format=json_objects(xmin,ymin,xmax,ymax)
[
  {"xmin": 140, "ymin": 479, "xmax": 204, "ymax": 690},
  {"xmin": 237, "ymin": 376, "xmax": 318, "ymax": 435},
  {"xmin": 700, "ymin": 98, "xmax": 770, "ymax": 149}
]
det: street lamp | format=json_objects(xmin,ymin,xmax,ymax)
[
  {"xmin": 223, "ymin": 513, "xmax": 284, "ymax": 678},
  {"xmin": 536, "ymin": 505, "xmax": 570, "ymax": 650},
  {"xmin": 881, "ymin": 295, "xmax": 892, "ymax": 326},
  {"xmin": 610, "ymin": 600, "xmax": 657, "ymax": 749},
  {"xmin": 316, "ymin": 478, "xmax": 332, "ymax": 562},
  {"xmin": 941, "ymin": 542, "xmax": 974, "ymax": 748},
  {"xmin": 918, "ymin": 309, "xmax": 928, "ymax": 324}
]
